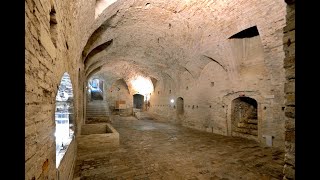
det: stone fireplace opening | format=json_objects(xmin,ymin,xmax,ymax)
[{"xmin": 231, "ymin": 97, "xmax": 258, "ymax": 139}]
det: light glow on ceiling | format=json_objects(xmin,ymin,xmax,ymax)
[{"xmin": 130, "ymin": 76, "xmax": 154, "ymax": 98}]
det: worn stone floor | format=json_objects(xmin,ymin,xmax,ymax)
[{"xmin": 74, "ymin": 115, "xmax": 284, "ymax": 180}]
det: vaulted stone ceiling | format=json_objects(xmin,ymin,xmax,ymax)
[{"xmin": 81, "ymin": 0, "xmax": 285, "ymax": 87}]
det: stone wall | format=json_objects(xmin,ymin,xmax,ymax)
[
  {"xmin": 25, "ymin": 0, "xmax": 85, "ymax": 179},
  {"xmin": 26, "ymin": 0, "xmax": 292, "ymax": 178},
  {"xmin": 283, "ymin": 0, "xmax": 295, "ymax": 179},
  {"xmin": 78, "ymin": 123, "xmax": 120, "ymax": 152},
  {"xmin": 57, "ymin": 139, "xmax": 77, "ymax": 180},
  {"xmin": 144, "ymin": 0, "xmax": 287, "ymax": 149},
  {"xmin": 107, "ymin": 78, "xmax": 133, "ymax": 112},
  {"xmin": 148, "ymin": 76, "xmax": 178, "ymax": 123}
]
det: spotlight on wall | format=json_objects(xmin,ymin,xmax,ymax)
[{"xmin": 170, "ymin": 99, "xmax": 174, "ymax": 103}]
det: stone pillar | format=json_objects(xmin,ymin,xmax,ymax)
[{"xmin": 283, "ymin": 0, "xmax": 295, "ymax": 179}]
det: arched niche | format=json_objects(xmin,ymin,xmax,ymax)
[{"xmin": 176, "ymin": 97, "xmax": 184, "ymax": 115}]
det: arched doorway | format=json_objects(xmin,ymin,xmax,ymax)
[
  {"xmin": 176, "ymin": 97, "xmax": 184, "ymax": 115},
  {"xmin": 231, "ymin": 97, "xmax": 258, "ymax": 139},
  {"xmin": 133, "ymin": 94, "xmax": 144, "ymax": 109},
  {"xmin": 55, "ymin": 72, "xmax": 74, "ymax": 168},
  {"xmin": 89, "ymin": 78, "xmax": 104, "ymax": 100}
]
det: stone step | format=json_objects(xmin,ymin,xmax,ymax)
[
  {"xmin": 86, "ymin": 102, "xmax": 110, "ymax": 119},
  {"xmin": 86, "ymin": 111, "xmax": 109, "ymax": 113},
  {"xmin": 239, "ymin": 119, "xmax": 258, "ymax": 124},
  {"xmin": 87, "ymin": 105, "xmax": 108, "ymax": 106},
  {"xmin": 86, "ymin": 113, "xmax": 109, "ymax": 115},
  {"xmin": 87, "ymin": 112, "xmax": 109, "ymax": 114},
  {"xmin": 237, "ymin": 122, "xmax": 257, "ymax": 130},
  {"xmin": 86, "ymin": 115, "xmax": 109, "ymax": 117},
  {"xmin": 87, "ymin": 107, "xmax": 108, "ymax": 108},
  {"xmin": 86, "ymin": 110, "xmax": 109, "ymax": 112},
  {"xmin": 234, "ymin": 127, "xmax": 257, "ymax": 136},
  {"xmin": 86, "ymin": 108, "xmax": 108, "ymax": 110},
  {"xmin": 86, "ymin": 109, "xmax": 108, "ymax": 111},
  {"xmin": 247, "ymin": 119, "xmax": 258, "ymax": 124},
  {"xmin": 87, "ymin": 105, "xmax": 108, "ymax": 107}
]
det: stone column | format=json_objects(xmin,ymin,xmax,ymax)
[{"xmin": 283, "ymin": 0, "xmax": 295, "ymax": 179}]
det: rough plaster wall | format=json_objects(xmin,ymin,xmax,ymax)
[
  {"xmin": 82, "ymin": 0, "xmax": 286, "ymax": 76},
  {"xmin": 133, "ymin": 0, "xmax": 286, "ymax": 149},
  {"xmin": 80, "ymin": 1, "xmax": 287, "ymax": 147},
  {"xmin": 25, "ymin": 0, "xmax": 85, "ymax": 179},
  {"xmin": 107, "ymin": 79, "xmax": 132, "ymax": 110},
  {"xmin": 149, "ymin": 76, "xmax": 178, "ymax": 123},
  {"xmin": 282, "ymin": 1, "xmax": 295, "ymax": 179},
  {"xmin": 228, "ymin": 36, "xmax": 266, "ymax": 86}
]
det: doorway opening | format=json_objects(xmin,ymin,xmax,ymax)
[
  {"xmin": 133, "ymin": 94, "xmax": 144, "ymax": 110},
  {"xmin": 231, "ymin": 97, "xmax": 258, "ymax": 138},
  {"xmin": 88, "ymin": 78, "xmax": 104, "ymax": 100},
  {"xmin": 176, "ymin": 97, "xmax": 184, "ymax": 115}
]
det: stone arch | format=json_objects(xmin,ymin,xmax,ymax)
[
  {"xmin": 222, "ymin": 91, "xmax": 263, "ymax": 140},
  {"xmin": 231, "ymin": 96, "xmax": 258, "ymax": 140},
  {"xmin": 83, "ymin": 39, "xmax": 113, "ymax": 65},
  {"xmin": 54, "ymin": 72, "xmax": 74, "ymax": 168},
  {"xmin": 95, "ymin": 0, "xmax": 118, "ymax": 19}
]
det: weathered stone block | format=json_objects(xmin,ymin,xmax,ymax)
[
  {"xmin": 25, "ymin": 141, "xmax": 37, "ymax": 161},
  {"xmin": 78, "ymin": 123, "xmax": 119, "ymax": 151},
  {"xmin": 285, "ymin": 106, "xmax": 295, "ymax": 118},
  {"xmin": 283, "ymin": 30, "xmax": 295, "ymax": 46},
  {"xmin": 283, "ymin": 164, "xmax": 295, "ymax": 179},
  {"xmin": 283, "ymin": 43, "xmax": 295, "ymax": 60},
  {"xmin": 284, "ymin": 80, "xmax": 295, "ymax": 94},
  {"xmin": 285, "ymin": 94, "xmax": 295, "ymax": 106},
  {"xmin": 285, "ymin": 66, "xmax": 295, "ymax": 80},
  {"xmin": 285, "ymin": 130, "xmax": 295, "ymax": 142},
  {"xmin": 285, "ymin": 117, "xmax": 295, "ymax": 129},
  {"xmin": 285, "ymin": 152, "xmax": 295, "ymax": 166},
  {"xmin": 25, "ymin": 156, "xmax": 37, "ymax": 176},
  {"xmin": 39, "ymin": 24, "xmax": 56, "ymax": 60},
  {"xmin": 285, "ymin": 141, "xmax": 295, "ymax": 153},
  {"xmin": 283, "ymin": 5, "xmax": 295, "ymax": 32}
]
